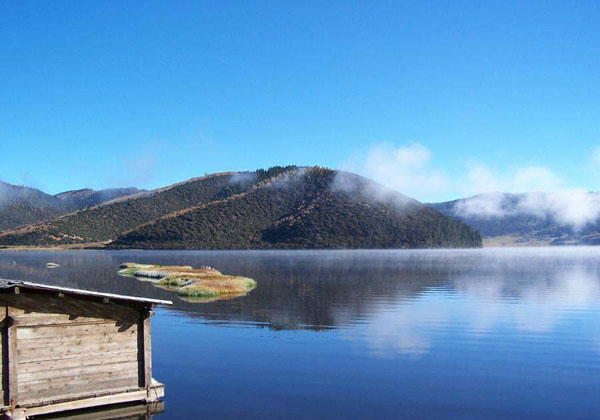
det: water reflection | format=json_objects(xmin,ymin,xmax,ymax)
[
  {"xmin": 342, "ymin": 258, "xmax": 600, "ymax": 358},
  {"xmin": 2, "ymin": 248, "xmax": 600, "ymax": 418},
  {"xmin": 1, "ymin": 249, "xmax": 600, "ymax": 346}
]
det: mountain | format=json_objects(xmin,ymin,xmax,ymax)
[
  {"xmin": 55, "ymin": 187, "xmax": 142, "ymax": 208},
  {"xmin": 429, "ymin": 192, "xmax": 600, "ymax": 246},
  {"xmin": 0, "ymin": 167, "xmax": 294, "ymax": 246},
  {"xmin": 0, "ymin": 167, "xmax": 481, "ymax": 249},
  {"xmin": 0, "ymin": 181, "xmax": 70, "ymax": 232},
  {"xmin": 108, "ymin": 167, "xmax": 481, "ymax": 249},
  {"xmin": 0, "ymin": 181, "xmax": 142, "ymax": 233}
]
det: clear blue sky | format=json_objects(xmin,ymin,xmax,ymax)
[{"xmin": 1, "ymin": 1, "xmax": 598, "ymax": 201}]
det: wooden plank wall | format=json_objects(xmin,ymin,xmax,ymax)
[
  {"xmin": 0, "ymin": 299, "xmax": 6, "ymax": 406},
  {"xmin": 0, "ymin": 291, "xmax": 144, "ymax": 408}
]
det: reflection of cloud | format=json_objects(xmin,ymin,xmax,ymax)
[
  {"xmin": 454, "ymin": 266, "xmax": 600, "ymax": 334},
  {"xmin": 340, "ymin": 257, "xmax": 600, "ymax": 358},
  {"xmin": 340, "ymin": 297, "xmax": 449, "ymax": 358}
]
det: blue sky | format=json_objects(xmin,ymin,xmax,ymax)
[{"xmin": 1, "ymin": 1, "xmax": 598, "ymax": 201}]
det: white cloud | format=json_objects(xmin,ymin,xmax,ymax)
[
  {"xmin": 341, "ymin": 142, "xmax": 600, "ymax": 230},
  {"xmin": 340, "ymin": 143, "xmax": 449, "ymax": 202},
  {"xmin": 453, "ymin": 188, "xmax": 600, "ymax": 230},
  {"xmin": 518, "ymin": 190, "xmax": 600, "ymax": 229},
  {"xmin": 340, "ymin": 142, "xmax": 566, "ymax": 202},
  {"xmin": 454, "ymin": 192, "xmax": 507, "ymax": 218},
  {"xmin": 462, "ymin": 163, "xmax": 563, "ymax": 197}
]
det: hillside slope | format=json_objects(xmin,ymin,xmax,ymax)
[
  {"xmin": 0, "ymin": 167, "xmax": 294, "ymax": 246},
  {"xmin": 55, "ymin": 187, "xmax": 142, "ymax": 208},
  {"xmin": 0, "ymin": 181, "xmax": 69, "ymax": 231},
  {"xmin": 108, "ymin": 168, "xmax": 482, "ymax": 249},
  {"xmin": 0, "ymin": 181, "xmax": 142, "ymax": 233}
]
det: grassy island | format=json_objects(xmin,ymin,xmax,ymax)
[{"xmin": 118, "ymin": 262, "xmax": 256, "ymax": 301}]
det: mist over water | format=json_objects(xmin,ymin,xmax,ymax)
[{"xmin": 1, "ymin": 248, "xmax": 599, "ymax": 419}]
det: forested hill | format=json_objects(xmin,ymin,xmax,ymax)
[
  {"xmin": 0, "ymin": 181, "xmax": 139, "ymax": 232},
  {"xmin": 108, "ymin": 168, "xmax": 482, "ymax": 249},
  {"xmin": 0, "ymin": 181, "xmax": 68, "ymax": 232},
  {"xmin": 0, "ymin": 167, "xmax": 295, "ymax": 246},
  {"xmin": 0, "ymin": 167, "xmax": 482, "ymax": 249},
  {"xmin": 54, "ymin": 187, "xmax": 142, "ymax": 209}
]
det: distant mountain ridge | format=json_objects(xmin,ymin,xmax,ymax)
[
  {"xmin": 0, "ymin": 181, "xmax": 67, "ymax": 232},
  {"xmin": 0, "ymin": 167, "xmax": 482, "ymax": 249},
  {"xmin": 0, "ymin": 180, "xmax": 142, "ymax": 232},
  {"xmin": 55, "ymin": 187, "xmax": 142, "ymax": 208},
  {"xmin": 429, "ymin": 192, "xmax": 600, "ymax": 246}
]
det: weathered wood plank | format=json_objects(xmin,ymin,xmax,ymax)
[
  {"xmin": 18, "ymin": 351, "xmax": 139, "ymax": 374},
  {"xmin": 19, "ymin": 377, "xmax": 139, "ymax": 403},
  {"xmin": 19, "ymin": 387, "xmax": 146, "ymax": 412},
  {"xmin": 18, "ymin": 360, "xmax": 139, "ymax": 384},
  {"xmin": 18, "ymin": 340, "xmax": 138, "ymax": 362},
  {"xmin": 1, "ymin": 303, "xmax": 7, "ymax": 407},
  {"xmin": 2, "ymin": 296, "xmax": 141, "ymax": 332},
  {"xmin": 16, "ymin": 348, "xmax": 139, "ymax": 365},
  {"xmin": 7, "ymin": 304, "xmax": 18, "ymax": 406},
  {"xmin": 19, "ymin": 373, "xmax": 139, "ymax": 395},
  {"xmin": 30, "ymin": 400, "xmax": 164, "ymax": 420},
  {"xmin": 142, "ymin": 310, "xmax": 152, "ymax": 389},
  {"xmin": 5, "ymin": 292, "xmax": 141, "ymax": 315},
  {"xmin": 17, "ymin": 322, "xmax": 136, "ymax": 340},
  {"xmin": 17, "ymin": 330, "xmax": 137, "ymax": 350},
  {"xmin": 19, "ymin": 376, "xmax": 139, "ymax": 398},
  {"xmin": 12, "ymin": 314, "xmax": 137, "ymax": 327}
]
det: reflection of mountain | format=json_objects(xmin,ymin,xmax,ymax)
[
  {"xmin": 0, "ymin": 250, "xmax": 446, "ymax": 330},
  {"xmin": 1, "ymin": 249, "xmax": 600, "ymax": 343}
]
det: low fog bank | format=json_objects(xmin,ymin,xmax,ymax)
[{"xmin": 451, "ymin": 191, "xmax": 600, "ymax": 231}]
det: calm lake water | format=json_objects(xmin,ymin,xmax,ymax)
[{"xmin": 1, "ymin": 248, "xmax": 600, "ymax": 419}]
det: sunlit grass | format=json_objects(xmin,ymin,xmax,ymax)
[{"xmin": 118, "ymin": 262, "xmax": 256, "ymax": 302}]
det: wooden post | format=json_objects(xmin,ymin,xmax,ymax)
[
  {"xmin": 140, "ymin": 307, "xmax": 153, "ymax": 401},
  {"xmin": 7, "ymin": 304, "xmax": 18, "ymax": 408}
]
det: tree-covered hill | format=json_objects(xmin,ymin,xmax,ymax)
[
  {"xmin": 54, "ymin": 187, "xmax": 142, "ymax": 209},
  {"xmin": 0, "ymin": 167, "xmax": 482, "ymax": 249},
  {"xmin": 108, "ymin": 168, "xmax": 482, "ymax": 249},
  {"xmin": 0, "ymin": 181, "xmax": 70, "ymax": 232},
  {"xmin": 0, "ymin": 167, "xmax": 294, "ymax": 246},
  {"xmin": 0, "ymin": 181, "xmax": 143, "ymax": 233}
]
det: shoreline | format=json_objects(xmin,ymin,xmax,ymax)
[
  {"xmin": 0, "ymin": 242, "xmax": 107, "ymax": 251},
  {"xmin": 0, "ymin": 242, "xmax": 561, "ymax": 252}
]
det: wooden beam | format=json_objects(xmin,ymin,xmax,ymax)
[
  {"xmin": 141, "ymin": 308, "xmax": 153, "ymax": 398},
  {"xmin": 19, "ymin": 389, "xmax": 147, "ymax": 417},
  {"xmin": 7, "ymin": 306, "xmax": 18, "ymax": 408}
]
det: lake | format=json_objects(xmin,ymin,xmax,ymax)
[{"xmin": 1, "ymin": 248, "xmax": 599, "ymax": 419}]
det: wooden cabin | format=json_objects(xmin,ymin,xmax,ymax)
[{"xmin": 0, "ymin": 279, "xmax": 172, "ymax": 419}]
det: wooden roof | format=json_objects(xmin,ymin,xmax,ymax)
[{"xmin": 0, "ymin": 279, "xmax": 173, "ymax": 306}]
